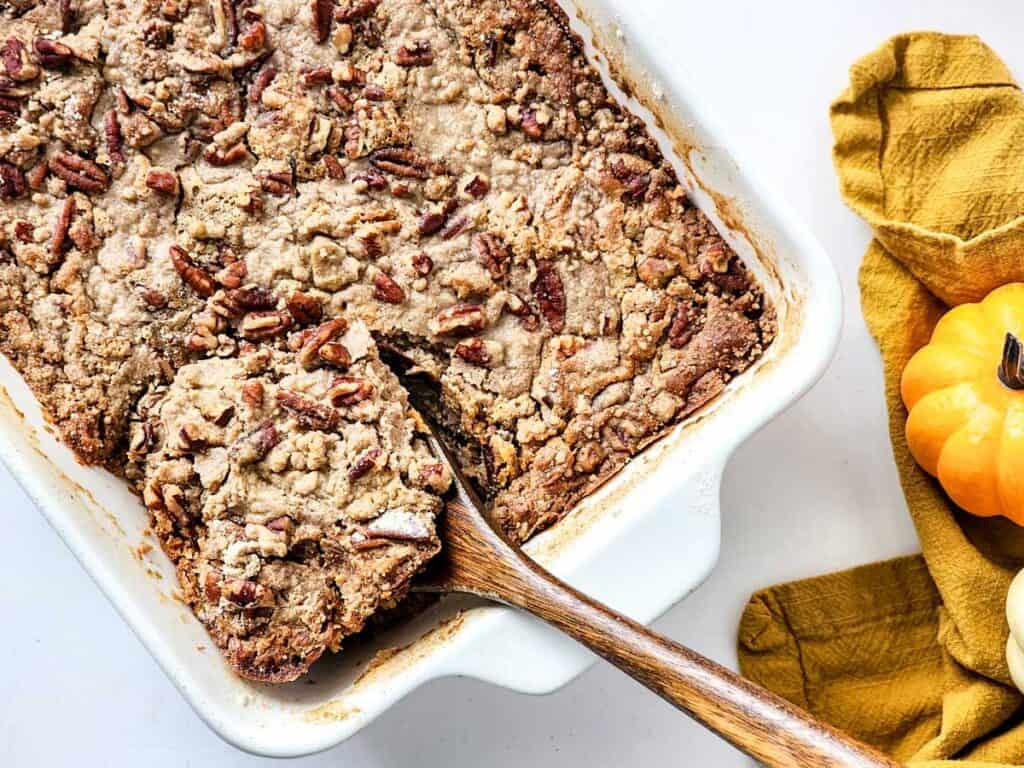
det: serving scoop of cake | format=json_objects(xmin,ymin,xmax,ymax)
[{"xmin": 130, "ymin": 318, "xmax": 450, "ymax": 682}]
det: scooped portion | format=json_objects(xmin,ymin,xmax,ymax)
[{"xmin": 129, "ymin": 318, "xmax": 451, "ymax": 682}]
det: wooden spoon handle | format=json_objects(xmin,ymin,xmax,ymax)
[{"xmin": 442, "ymin": 502, "xmax": 898, "ymax": 768}]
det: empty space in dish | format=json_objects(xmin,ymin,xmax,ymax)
[{"xmin": 0, "ymin": 0, "xmax": 837, "ymax": 757}]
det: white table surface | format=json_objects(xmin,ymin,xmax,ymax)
[{"xmin": 4, "ymin": 1, "xmax": 1022, "ymax": 765}]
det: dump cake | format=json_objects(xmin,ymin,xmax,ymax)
[{"xmin": 0, "ymin": 0, "xmax": 774, "ymax": 681}]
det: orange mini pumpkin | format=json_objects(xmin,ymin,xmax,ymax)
[{"xmin": 902, "ymin": 284, "xmax": 1024, "ymax": 525}]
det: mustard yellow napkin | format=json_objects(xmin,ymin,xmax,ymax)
[{"xmin": 738, "ymin": 33, "xmax": 1024, "ymax": 765}]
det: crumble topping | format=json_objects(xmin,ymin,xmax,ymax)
[{"xmin": 1, "ymin": 0, "xmax": 774, "ymax": 680}]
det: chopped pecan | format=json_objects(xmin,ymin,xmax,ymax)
[
  {"xmin": 348, "ymin": 447, "xmax": 380, "ymax": 481},
  {"xmin": 473, "ymin": 233, "xmax": 509, "ymax": 280},
  {"xmin": 49, "ymin": 152, "xmax": 110, "ymax": 193},
  {"xmin": 249, "ymin": 64, "xmax": 277, "ymax": 105},
  {"xmin": 363, "ymin": 83, "xmax": 386, "ymax": 101},
  {"xmin": 214, "ymin": 260, "xmax": 247, "ymax": 289},
  {"xmin": 223, "ymin": 578, "xmax": 271, "ymax": 607},
  {"xmin": 323, "ymin": 154, "xmax": 345, "ymax": 179},
  {"xmin": 396, "ymin": 40, "xmax": 434, "ymax": 67},
  {"xmin": 170, "ymin": 245, "xmax": 216, "ymax": 298},
  {"xmin": 286, "ymin": 291, "xmax": 323, "ymax": 325},
  {"xmin": 482, "ymin": 31, "xmax": 500, "ymax": 67},
  {"xmin": 60, "ymin": 0, "xmax": 75, "ymax": 33},
  {"xmin": 465, "ymin": 174, "xmax": 489, "ymax": 198},
  {"xmin": 227, "ymin": 286, "xmax": 277, "ymax": 312},
  {"xmin": 239, "ymin": 310, "xmax": 293, "ymax": 340},
  {"xmin": 431, "ymin": 303, "xmax": 486, "ymax": 336},
  {"xmin": 667, "ymin": 305, "xmax": 693, "ymax": 349},
  {"xmin": 353, "ymin": 167, "xmax": 387, "ymax": 190},
  {"xmin": 143, "ymin": 20, "xmax": 172, "ymax": 47},
  {"xmin": 258, "ymin": 169, "xmax": 292, "ymax": 195},
  {"xmin": 328, "ymin": 376, "xmax": 373, "ymax": 406},
  {"xmin": 531, "ymin": 261, "xmax": 565, "ymax": 333},
  {"xmin": 276, "ymin": 390, "xmax": 339, "ymax": 431},
  {"xmin": 418, "ymin": 211, "xmax": 445, "ymax": 236},
  {"xmin": 51, "ymin": 197, "xmax": 75, "ymax": 255},
  {"xmin": 238, "ymin": 18, "xmax": 266, "ymax": 51},
  {"xmin": 334, "ymin": 0, "xmax": 380, "ymax": 22},
  {"xmin": 411, "ymin": 251, "xmax": 433, "ymax": 276},
  {"xmin": 298, "ymin": 317, "xmax": 349, "ymax": 369},
  {"xmin": 318, "ymin": 342, "xmax": 352, "ymax": 368},
  {"xmin": 311, "ymin": 0, "xmax": 333, "ymax": 43},
  {"xmin": 636, "ymin": 257, "xmax": 677, "ymax": 288},
  {"xmin": 25, "ymin": 162, "xmax": 47, "ymax": 190},
  {"xmin": 520, "ymin": 108, "xmax": 544, "ymax": 139},
  {"xmin": 241, "ymin": 380, "xmax": 264, "ymax": 409},
  {"xmin": 178, "ymin": 422, "xmax": 208, "ymax": 452},
  {"xmin": 454, "ymin": 337, "xmax": 490, "ymax": 366},
  {"xmin": 302, "ymin": 66, "xmax": 333, "ymax": 86},
  {"xmin": 237, "ymin": 419, "xmax": 280, "ymax": 463},
  {"xmin": 104, "ymin": 111, "xmax": 126, "ymax": 167},
  {"xmin": 440, "ymin": 215, "xmax": 469, "ymax": 240},
  {"xmin": 33, "ymin": 38, "xmax": 74, "ymax": 69},
  {"xmin": 145, "ymin": 168, "xmax": 179, "ymax": 196},
  {"xmin": 204, "ymin": 143, "xmax": 249, "ymax": 166},
  {"xmin": 326, "ymin": 85, "xmax": 353, "ymax": 112},
  {"xmin": 0, "ymin": 161, "xmax": 26, "ymax": 200},
  {"xmin": 412, "ymin": 462, "xmax": 450, "ymax": 494},
  {"xmin": 14, "ymin": 220, "xmax": 32, "ymax": 243},
  {"xmin": 373, "ymin": 272, "xmax": 405, "ymax": 304},
  {"xmin": 370, "ymin": 147, "xmax": 429, "ymax": 179},
  {"xmin": 610, "ymin": 159, "xmax": 651, "ymax": 201},
  {"xmin": 141, "ymin": 288, "xmax": 168, "ymax": 309},
  {"xmin": 3, "ymin": 38, "xmax": 38, "ymax": 82}
]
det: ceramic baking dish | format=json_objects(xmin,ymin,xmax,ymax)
[{"xmin": 0, "ymin": 0, "xmax": 840, "ymax": 757}]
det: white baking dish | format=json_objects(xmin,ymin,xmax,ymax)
[{"xmin": 0, "ymin": 0, "xmax": 840, "ymax": 757}]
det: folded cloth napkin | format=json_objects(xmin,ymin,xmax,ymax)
[{"xmin": 738, "ymin": 33, "xmax": 1024, "ymax": 765}]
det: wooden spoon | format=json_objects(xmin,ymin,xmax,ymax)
[{"xmin": 414, "ymin": 431, "xmax": 899, "ymax": 767}]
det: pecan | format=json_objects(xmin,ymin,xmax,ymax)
[
  {"xmin": 483, "ymin": 31, "xmax": 500, "ymax": 67},
  {"xmin": 214, "ymin": 259, "xmax": 247, "ymax": 289},
  {"xmin": 373, "ymin": 272, "xmax": 405, "ymax": 304},
  {"xmin": 249, "ymin": 64, "xmax": 277, "ymax": 105},
  {"xmin": 0, "ymin": 161, "xmax": 26, "ymax": 200},
  {"xmin": 49, "ymin": 152, "xmax": 110, "ymax": 193},
  {"xmin": 0, "ymin": 100, "xmax": 17, "ymax": 129},
  {"xmin": 311, "ymin": 0, "xmax": 333, "ymax": 43},
  {"xmin": 418, "ymin": 211, "xmax": 446, "ymax": 236},
  {"xmin": 170, "ymin": 245, "xmax": 216, "ymax": 298},
  {"xmin": 25, "ymin": 162, "xmax": 47, "ymax": 190},
  {"xmin": 14, "ymin": 221, "xmax": 32, "ymax": 243},
  {"xmin": 33, "ymin": 38, "xmax": 74, "ymax": 69},
  {"xmin": 454, "ymin": 337, "xmax": 490, "ymax": 366},
  {"xmin": 668, "ymin": 306, "xmax": 694, "ymax": 349},
  {"xmin": 465, "ymin": 175, "xmax": 489, "ymax": 198},
  {"xmin": 160, "ymin": 0, "xmax": 185, "ymax": 20},
  {"xmin": 298, "ymin": 317, "xmax": 349, "ymax": 369},
  {"xmin": 142, "ymin": 20, "xmax": 172, "ymax": 47},
  {"xmin": 326, "ymin": 85, "xmax": 353, "ymax": 112},
  {"xmin": 302, "ymin": 66, "xmax": 333, "ymax": 86},
  {"xmin": 334, "ymin": 0, "xmax": 380, "ymax": 22},
  {"xmin": 141, "ymin": 288, "xmax": 167, "ymax": 309},
  {"xmin": 363, "ymin": 83, "xmax": 386, "ymax": 101},
  {"xmin": 286, "ymin": 291, "xmax": 323, "ymax": 325},
  {"xmin": 370, "ymin": 147, "xmax": 429, "ymax": 178},
  {"xmin": 353, "ymin": 168, "xmax": 387, "ymax": 189},
  {"xmin": 412, "ymin": 462, "xmax": 450, "ymax": 494},
  {"xmin": 3, "ymin": 38, "xmax": 38, "ymax": 82},
  {"xmin": 473, "ymin": 233, "xmax": 509, "ymax": 280},
  {"xmin": 440, "ymin": 215, "xmax": 469, "ymax": 240},
  {"xmin": 396, "ymin": 40, "xmax": 434, "ymax": 67},
  {"xmin": 239, "ymin": 310, "xmax": 293, "ymax": 340},
  {"xmin": 60, "ymin": 0, "xmax": 75, "ymax": 33},
  {"xmin": 323, "ymin": 154, "xmax": 345, "ymax": 179},
  {"xmin": 237, "ymin": 419, "xmax": 281, "ymax": 463},
  {"xmin": 276, "ymin": 390, "xmax": 339, "ymax": 431},
  {"xmin": 431, "ymin": 303, "xmax": 486, "ymax": 336},
  {"xmin": 227, "ymin": 286, "xmax": 277, "ymax": 312},
  {"xmin": 238, "ymin": 19, "xmax": 266, "ymax": 51},
  {"xmin": 241, "ymin": 380, "xmax": 264, "ymax": 409},
  {"xmin": 610, "ymin": 159, "xmax": 650, "ymax": 201},
  {"xmin": 348, "ymin": 447, "xmax": 380, "ymax": 481},
  {"xmin": 204, "ymin": 143, "xmax": 249, "ymax": 166},
  {"xmin": 210, "ymin": 404, "xmax": 235, "ymax": 427},
  {"xmin": 520, "ymin": 108, "xmax": 543, "ymax": 139},
  {"xmin": 698, "ymin": 242, "xmax": 749, "ymax": 293},
  {"xmin": 51, "ymin": 197, "xmax": 75, "ymax": 255},
  {"xmin": 104, "ymin": 110, "xmax": 126, "ymax": 167},
  {"xmin": 411, "ymin": 251, "xmax": 433, "ymax": 276},
  {"xmin": 178, "ymin": 422, "xmax": 208, "ymax": 452},
  {"xmin": 328, "ymin": 376, "xmax": 373, "ymax": 406},
  {"xmin": 318, "ymin": 342, "xmax": 352, "ymax": 368},
  {"xmin": 532, "ymin": 261, "xmax": 565, "ymax": 333},
  {"xmin": 636, "ymin": 257, "xmax": 677, "ymax": 288},
  {"xmin": 258, "ymin": 169, "xmax": 292, "ymax": 195},
  {"xmin": 223, "ymin": 578, "xmax": 271, "ymax": 607},
  {"xmin": 145, "ymin": 168, "xmax": 179, "ymax": 196}
]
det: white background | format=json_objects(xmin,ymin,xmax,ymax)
[{"xmin": 3, "ymin": 1, "xmax": 1021, "ymax": 766}]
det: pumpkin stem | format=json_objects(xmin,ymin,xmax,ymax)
[{"xmin": 999, "ymin": 333, "xmax": 1024, "ymax": 390}]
